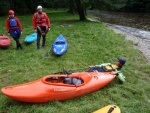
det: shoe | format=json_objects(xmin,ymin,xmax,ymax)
[
  {"xmin": 42, "ymin": 46, "xmax": 46, "ymax": 48},
  {"xmin": 16, "ymin": 46, "xmax": 19, "ymax": 50},
  {"xmin": 37, "ymin": 46, "xmax": 40, "ymax": 50},
  {"xmin": 20, "ymin": 46, "xmax": 23, "ymax": 50}
]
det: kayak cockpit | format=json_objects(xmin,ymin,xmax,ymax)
[
  {"xmin": 42, "ymin": 76, "xmax": 84, "ymax": 86},
  {"xmin": 42, "ymin": 73, "xmax": 92, "ymax": 86},
  {"xmin": 55, "ymin": 41, "xmax": 65, "ymax": 45}
]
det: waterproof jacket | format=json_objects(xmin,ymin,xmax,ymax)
[
  {"xmin": 32, "ymin": 12, "xmax": 50, "ymax": 29},
  {"xmin": 6, "ymin": 17, "xmax": 22, "ymax": 33}
]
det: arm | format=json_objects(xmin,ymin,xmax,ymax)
[
  {"xmin": 6, "ymin": 18, "xmax": 10, "ymax": 33},
  {"xmin": 115, "ymin": 70, "xmax": 125, "ymax": 83},
  {"xmin": 89, "ymin": 63, "xmax": 111, "ymax": 68},
  {"xmin": 32, "ymin": 14, "xmax": 37, "ymax": 30},
  {"xmin": 95, "ymin": 63, "xmax": 111, "ymax": 67},
  {"xmin": 45, "ymin": 13, "xmax": 50, "ymax": 28},
  {"xmin": 16, "ymin": 18, "xmax": 22, "ymax": 31}
]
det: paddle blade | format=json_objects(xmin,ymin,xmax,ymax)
[{"xmin": 44, "ymin": 52, "xmax": 49, "ymax": 58}]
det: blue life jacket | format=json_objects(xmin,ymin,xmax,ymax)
[{"xmin": 9, "ymin": 18, "xmax": 17, "ymax": 27}]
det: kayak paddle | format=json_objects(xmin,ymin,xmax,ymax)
[
  {"xmin": 54, "ymin": 67, "xmax": 89, "ymax": 74},
  {"xmin": 44, "ymin": 46, "xmax": 52, "ymax": 58}
]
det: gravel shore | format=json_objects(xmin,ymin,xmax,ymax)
[{"xmin": 105, "ymin": 23, "xmax": 150, "ymax": 63}]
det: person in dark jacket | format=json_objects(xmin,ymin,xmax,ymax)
[
  {"xmin": 88, "ymin": 57, "xmax": 126, "ymax": 83},
  {"xmin": 6, "ymin": 10, "xmax": 23, "ymax": 50}
]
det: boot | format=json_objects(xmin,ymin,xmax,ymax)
[
  {"xmin": 16, "ymin": 45, "xmax": 19, "ymax": 50},
  {"xmin": 42, "ymin": 36, "xmax": 46, "ymax": 48},
  {"xmin": 20, "ymin": 44, "xmax": 23, "ymax": 50}
]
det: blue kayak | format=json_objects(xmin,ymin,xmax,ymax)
[
  {"xmin": 52, "ymin": 34, "xmax": 68, "ymax": 55},
  {"xmin": 24, "ymin": 33, "xmax": 37, "ymax": 43}
]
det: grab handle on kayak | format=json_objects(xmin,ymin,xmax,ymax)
[{"xmin": 107, "ymin": 106, "xmax": 116, "ymax": 113}]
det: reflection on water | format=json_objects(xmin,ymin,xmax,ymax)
[{"xmin": 88, "ymin": 10, "xmax": 150, "ymax": 31}]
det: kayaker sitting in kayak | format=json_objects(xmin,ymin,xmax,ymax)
[{"xmin": 88, "ymin": 57, "xmax": 126, "ymax": 83}]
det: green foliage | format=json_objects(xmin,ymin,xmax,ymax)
[
  {"xmin": 1, "ymin": 0, "xmax": 149, "ymax": 16},
  {"xmin": 125, "ymin": 0, "xmax": 150, "ymax": 12},
  {"xmin": 90, "ymin": 0, "xmax": 150, "ymax": 12},
  {"xmin": 0, "ymin": 0, "xmax": 10, "ymax": 16},
  {"xmin": 0, "ymin": 10, "xmax": 150, "ymax": 113},
  {"xmin": 90, "ymin": 0, "xmax": 127, "ymax": 11}
]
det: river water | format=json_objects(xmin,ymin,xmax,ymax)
[{"xmin": 88, "ymin": 10, "xmax": 150, "ymax": 40}]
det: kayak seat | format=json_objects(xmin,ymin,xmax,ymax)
[
  {"xmin": 64, "ymin": 77, "xmax": 83, "ymax": 85},
  {"xmin": 55, "ymin": 42, "xmax": 65, "ymax": 45}
]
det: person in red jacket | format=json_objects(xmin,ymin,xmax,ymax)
[
  {"xmin": 32, "ymin": 5, "xmax": 50, "ymax": 50},
  {"xmin": 6, "ymin": 10, "xmax": 23, "ymax": 50}
]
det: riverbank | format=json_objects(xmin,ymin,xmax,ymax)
[{"xmin": 105, "ymin": 23, "xmax": 150, "ymax": 63}]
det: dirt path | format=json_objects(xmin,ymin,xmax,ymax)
[{"xmin": 105, "ymin": 23, "xmax": 150, "ymax": 63}]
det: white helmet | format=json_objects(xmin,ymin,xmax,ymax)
[{"xmin": 37, "ymin": 5, "xmax": 42, "ymax": 9}]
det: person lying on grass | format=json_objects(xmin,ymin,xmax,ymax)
[{"xmin": 88, "ymin": 57, "xmax": 126, "ymax": 83}]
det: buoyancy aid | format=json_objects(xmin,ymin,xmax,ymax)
[
  {"xmin": 104, "ymin": 64, "xmax": 119, "ymax": 71},
  {"xmin": 36, "ymin": 12, "xmax": 47, "ymax": 25},
  {"xmin": 9, "ymin": 18, "xmax": 17, "ymax": 27}
]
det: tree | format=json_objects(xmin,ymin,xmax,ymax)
[
  {"xmin": 0, "ymin": 0, "xmax": 10, "ymax": 16},
  {"xmin": 75, "ymin": 0, "xmax": 86, "ymax": 21},
  {"xmin": 68, "ymin": 0, "xmax": 75, "ymax": 14}
]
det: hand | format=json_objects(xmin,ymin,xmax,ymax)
[
  {"xmin": 42, "ymin": 32, "xmax": 46, "ymax": 35},
  {"xmin": 89, "ymin": 66, "xmax": 93, "ymax": 68},
  {"xmin": 21, "ymin": 32, "xmax": 22, "ymax": 34},
  {"xmin": 49, "ymin": 28, "xmax": 50, "ymax": 31},
  {"xmin": 111, "ymin": 71, "xmax": 117, "ymax": 75},
  {"xmin": 34, "ymin": 29, "xmax": 37, "ymax": 32},
  {"xmin": 8, "ymin": 33, "xmax": 10, "ymax": 35}
]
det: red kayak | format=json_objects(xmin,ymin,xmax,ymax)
[
  {"xmin": 1, "ymin": 72, "xmax": 116, "ymax": 103},
  {"xmin": 0, "ymin": 35, "xmax": 11, "ymax": 48}
]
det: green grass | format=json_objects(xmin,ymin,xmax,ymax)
[{"xmin": 0, "ymin": 10, "xmax": 150, "ymax": 113}]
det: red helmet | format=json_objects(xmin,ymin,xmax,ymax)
[{"xmin": 9, "ymin": 10, "xmax": 15, "ymax": 15}]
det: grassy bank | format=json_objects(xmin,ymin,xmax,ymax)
[{"xmin": 0, "ymin": 10, "xmax": 150, "ymax": 113}]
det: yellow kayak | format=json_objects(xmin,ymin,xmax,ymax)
[{"xmin": 93, "ymin": 105, "xmax": 121, "ymax": 113}]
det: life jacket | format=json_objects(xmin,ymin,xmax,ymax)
[
  {"xmin": 35, "ymin": 12, "xmax": 47, "ymax": 25},
  {"xmin": 9, "ymin": 18, "xmax": 17, "ymax": 27},
  {"xmin": 104, "ymin": 64, "xmax": 119, "ymax": 71}
]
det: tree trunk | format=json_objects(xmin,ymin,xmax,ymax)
[
  {"xmin": 75, "ymin": 0, "xmax": 86, "ymax": 21},
  {"xmin": 69, "ymin": 0, "xmax": 75, "ymax": 14}
]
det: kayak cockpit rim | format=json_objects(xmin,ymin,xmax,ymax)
[
  {"xmin": 55, "ymin": 41, "xmax": 66, "ymax": 45},
  {"xmin": 42, "ymin": 75, "xmax": 85, "ymax": 87},
  {"xmin": 42, "ymin": 73, "xmax": 93, "ymax": 87}
]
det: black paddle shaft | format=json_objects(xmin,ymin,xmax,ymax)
[
  {"xmin": 54, "ymin": 67, "xmax": 89, "ymax": 74},
  {"xmin": 44, "ymin": 46, "xmax": 52, "ymax": 58}
]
